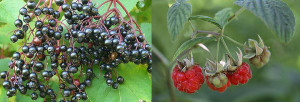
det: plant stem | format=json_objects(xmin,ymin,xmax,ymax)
[
  {"xmin": 216, "ymin": 38, "xmax": 220, "ymax": 66},
  {"xmin": 223, "ymin": 35, "xmax": 245, "ymax": 47},
  {"xmin": 153, "ymin": 46, "xmax": 169, "ymax": 66},
  {"xmin": 221, "ymin": 37, "xmax": 233, "ymax": 57},
  {"xmin": 152, "ymin": 46, "xmax": 176, "ymax": 102},
  {"xmin": 195, "ymin": 30, "xmax": 220, "ymax": 36},
  {"xmin": 228, "ymin": 7, "xmax": 246, "ymax": 23}
]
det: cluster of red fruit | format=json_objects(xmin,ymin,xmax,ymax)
[{"xmin": 172, "ymin": 36, "xmax": 270, "ymax": 93}]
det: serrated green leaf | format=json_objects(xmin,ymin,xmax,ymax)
[
  {"xmin": 0, "ymin": 0, "xmax": 26, "ymax": 44},
  {"xmin": 214, "ymin": 8, "xmax": 233, "ymax": 28},
  {"xmin": 167, "ymin": 0, "xmax": 192, "ymax": 39},
  {"xmin": 172, "ymin": 37, "xmax": 213, "ymax": 61},
  {"xmin": 141, "ymin": 23, "xmax": 152, "ymax": 46},
  {"xmin": 86, "ymin": 63, "xmax": 151, "ymax": 102},
  {"xmin": 95, "ymin": 0, "xmax": 138, "ymax": 18},
  {"xmin": 235, "ymin": 0, "xmax": 295, "ymax": 43},
  {"xmin": 189, "ymin": 15, "xmax": 222, "ymax": 29}
]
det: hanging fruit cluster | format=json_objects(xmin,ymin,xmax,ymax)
[
  {"xmin": 1, "ymin": 0, "xmax": 151, "ymax": 101},
  {"xmin": 172, "ymin": 36, "xmax": 270, "ymax": 93}
]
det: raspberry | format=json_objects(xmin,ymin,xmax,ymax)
[
  {"xmin": 226, "ymin": 62, "xmax": 252, "ymax": 85},
  {"xmin": 172, "ymin": 64, "xmax": 204, "ymax": 93},
  {"xmin": 206, "ymin": 73, "xmax": 230, "ymax": 93}
]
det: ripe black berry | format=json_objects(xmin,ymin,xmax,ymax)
[
  {"xmin": 112, "ymin": 82, "xmax": 119, "ymax": 89},
  {"xmin": 27, "ymin": 1, "xmax": 36, "ymax": 9},
  {"xmin": 14, "ymin": 19, "xmax": 23, "ymax": 28},
  {"xmin": 23, "ymin": 15, "xmax": 31, "ymax": 23},
  {"xmin": 117, "ymin": 76, "xmax": 124, "ymax": 84},
  {"xmin": 31, "ymin": 92, "xmax": 38, "ymax": 100}
]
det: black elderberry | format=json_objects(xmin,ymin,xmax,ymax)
[
  {"xmin": 61, "ymin": 71, "xmax": 69, "ymax": 79},
  {"xmin": 31, "ymin": 92, "xmax": 38, "ymax": 100},
  {"xmin": 23, "ymin": 15, "xmax": 31, "ymax": 23},
  {"xmin": 82, "ymin": 92, "xmax": 88, "ymax": 100},
  {"xmin": 79, "ymin": 83, "xmax": 86, "ymax": 90},
  {"xmin": 14, "ymin": 19, "xmax": 23, "ymax": 28},
  {"xmin": 63, "ymin": 89, "xmax": 71, "ymax": 97},
  {"xmin": 106, "ymin": 78, "xmax": 113, "ymax": 86},
  {"xmin": 59, "ymin": 83, "xmax": 65, "ymax": 89},
  {"xmin": 38, "ymin": 84, "xmax": 47, "ymax": 92},
  {"xmin": 64, "ymin": 11, "xmax": 72, "ymax": 19},
  {"xmin": 54, "ymin": 31, "xmax": 62, "ymax": 40},
  {"xmin": 147, "ymin": 66, "xmax": 152, "ymax": 73},
  {"xmin": 34, "ymin": 8, "xmax": 42, "ymax": 16},
  {"xmin": 15, "ymin": 30, "xmax": 24, "ymax": 39},
  {"xmin": 22, "ymin": 68, "xmax": 30, "ymax": 76},
  {"xmin": 19, "ymin": 7, "xmax": 27, "ymax": 15},
  {"xmin": 49, "ymin": 8, "xmax": 54, "ymax": 15},
  {"xmin": 40, "ymin": 91, "xmax": 46, "ymax": 98},
  {"xmin": 64, "ymin": 33, "xmax": 71, "ymax": 40},
  {"xmin": 55, "ymin": 0, "xmax": 64, "ymax": 6},
  {"xmin": 0, "ymin": 71, "xmax": 7, "ymax": 79},
  {"xmin": 10, "ymin": 35, "xmax": 18, "ymax": 43},
  {"xmin": 53, "ymin": 10, "xmax": 61, "ymax": 19},
  {"xmin": 138, "ymin": 35, "xmax": 145, "ymax": 42},
  {"xmin": 29, "ymin": 72, "xmax": 37, "ymax": 80},
  {"xmin": 2, "ymin": 81, "xmax": 11, "ymax": 89},
  {"xmin": 35, "ymin": 62, "xmax": 44, "ymax": 71},
  {"xmin": 18, "ymin": 85, "xmax": 27, "ymax": 94},
  {"xmin": 110, "ymin": 16, "xmax": 119, "ymax": 25},
  {"xmin": 85, "ymin": 79, "xmax": 92, "ymax": 86},
  {"xmin": 68, "ymin": 66, "xmax": 78, "ymax": 73},
  {"xmin": 112, "ymin": 82, "xmax": 119, "ymax": 89},
  {"xmin": 12, "ymin": 52, "xmax": 21, "ymax": 60},
  {"xmin": 42, "ymin": 7, "xmax": 49, "ymax": 14},
  {"xmin": 15, "ymin": 59, "xmax": 25, "ymax": 68},
  {"xmin": 22, "ymin": 25, "xmax": 28, "ymax": 32},
  {"xmin": 27, "ymin": 1, "xmax": 36, "ymax": 9},
  {"xmin": 49, "ymin": 19, "xmax": 57, "ymax": 27},
  {"xmin": 117, "ymin": 76, "xmax": 124, "ymax": 84},
  {"xmin": 35, "ymin": 20, "xmax": 43, "ymax": 29},
  {"xmin": 47, "ymin": 46, "xmax": 55, "ymax": 54},
  {"xmin": 62, "ymin": 3, "xmax": 70, "ymax": 12}
]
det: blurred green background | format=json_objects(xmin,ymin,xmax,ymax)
[{"xmin": 152, "ymin": 0, "xmax": 300, "ymax": 102}]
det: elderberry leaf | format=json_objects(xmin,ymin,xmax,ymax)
[
  {"xmin": 0, "ymin": 0, "xmax": 26, "ymax": 44},
  {"xmin": 235, "ymin": 0, "xmax": 295, "ymax": 43},
  {"xmin": 141, "ymin": 23, "xmax": 152, "ymax": 46},
  {"xmin": 86, "ymin": 63, "xmax": 151, "ymax": 102}
]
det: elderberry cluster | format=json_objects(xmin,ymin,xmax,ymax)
[{"xmin": 2, "ymin": 0, "xmax": 151, "ymax": 101}]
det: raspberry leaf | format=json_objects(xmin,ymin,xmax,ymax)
[
  {"xmin": 189, "ymin": 15, "xmax": 222, "ymax": 29},
  {"xmin": 235, "ymin": 0, "xmax": 295, "ymax": 43},
  {"xmin": 172, "ymin": 37, "xmax": 213, "ymax": 61},
  {"xmin": 214, "ymin": 8, "xmax": 233, "ymax": 29},
  {"xmin": 167, "ymin": 0, "xmax": 192, "ymax": 39}
]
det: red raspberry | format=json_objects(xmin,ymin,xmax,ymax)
[
  {"xmin": 205, "ymin": 75, "xmax": 231, "ymax": 93},
  {"xmin": 171, "ymin": 65, "xmax": 204, "ymax": 93},
  {"xmin": 226, "ymin": 62, "xmax": 252, "ymax": 85}
]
